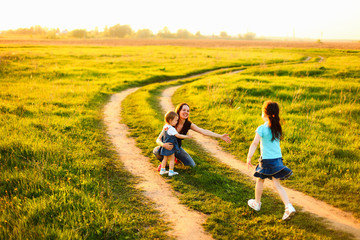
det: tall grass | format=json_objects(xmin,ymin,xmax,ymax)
[{"xmin": 0, "ymin": 45, "xmax": 306, "ymax": 239}]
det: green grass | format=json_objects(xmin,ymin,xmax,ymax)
[
  {"xmin": 121, "ymin": 80, "xmax": 353, "ymax": 239},
  {"xmin": 0, "ymin": 45, "xmax": 307, "ymax": 239},
  {"xmin": 171, "ymin": 49, "xmax": 360, "ymax": 220},
  {"xmin": 248, "ymin": 54, "xmax": 360, "ymax": 78}
]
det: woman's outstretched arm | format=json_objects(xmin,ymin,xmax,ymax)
[{"xmin": 190, "ymin": 123, "xmax": 231, "ymax": 143}]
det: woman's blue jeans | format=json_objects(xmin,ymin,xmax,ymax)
[{"xmin": 153, "ymin": 146, "xmax": 196, "ymax": 167}]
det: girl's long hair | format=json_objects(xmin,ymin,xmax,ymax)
[{"xmin": 262, "ymin": 101, "xmax": 282, "ymax": 141}]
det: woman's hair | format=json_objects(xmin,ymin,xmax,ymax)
[
  {"xmin": 164, "ymin": 111, "xmax": 178, "ymax": 124},
  {"xmin": 262, "ymin": 100, "xmax": 282, "ymax": 141}
]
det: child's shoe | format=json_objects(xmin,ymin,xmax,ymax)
[
  {"xmin": 282, "ymin": 203, "xmax": 296, "ymax": 221},
  {"xmin": 247, "ymin": 199, "xmax": 261, "ymax": 211},
  {"xmin": 159, "ymin": 169, "xmax": 169, "ymax": 175},
  {"xmin": 168, "ymin": 170, "xmax": 179, "ymax": 177}
]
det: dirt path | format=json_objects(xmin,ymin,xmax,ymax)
[
  {"xmin": 103, "ymin": 88, "xmax": 212, "ymax": 240},
  {"xmin": 161, "ymin": 85, "xmax": 360, "ymax": 240},
  {"xmin": 304, "ymin": 56, "xmax": 325, "ymax": 62}
]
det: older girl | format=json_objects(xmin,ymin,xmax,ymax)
[{"xmin": 246, "ymin": 100, "xmax": 295, "ymax": 221}]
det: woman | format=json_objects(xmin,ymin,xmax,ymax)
[{"xmin": 153, "ymin": 102, "xmax": 231, "ymax": 167}]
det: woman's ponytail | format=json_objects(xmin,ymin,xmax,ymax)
[{"xmin": 263, "ymin": 101, "xmax": 282, "ymax": 141}]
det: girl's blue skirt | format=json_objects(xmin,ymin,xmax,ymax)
[
  {"xmin": 254, "ymin": 157, "xmax": 293, "ymax": 180},
  {"xmin": 159, "ymin": 134, "xmax": 179, "ymax": 156}
]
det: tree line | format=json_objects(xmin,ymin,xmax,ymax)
[{"xmin": 1, "ymin": 24, "xmax": 257, "ymax": 40}]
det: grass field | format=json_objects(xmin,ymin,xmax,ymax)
[
  {"xmin": 121, "ymin": 80, "xmax": 352, "ymax": 240},
  {"xmin": 171, "ymin": 50, "xmax": 360, "ymax": 219},
  {"xmin": 0, "ymin": 42, "xmax": 358, "ymax": 239},
  {"xmin": 1, "ymin": 38, "xmax": 360, "ymax": 49}
]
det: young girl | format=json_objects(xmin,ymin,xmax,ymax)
[
  {"xmin": 246, "ymin": 100, "xmax": 296, "ymax": 221},
  {"xmin": 159, "ymin": 111, "xmax": 192, "ymax": 176}
]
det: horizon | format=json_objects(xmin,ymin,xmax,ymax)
[
  {"xmin": 2, "ymin": 25, "xmax": 359, "ymax": 42},
  {"xmin": 2, "ymin": 0, "xmax": 360, "ymax": 41}
]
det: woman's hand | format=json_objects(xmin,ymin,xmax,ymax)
[
  {"xmin": 163, "ymin": 142, "xmax": 174, "ymax": 151},
  {"xmin": 221, "ymin": 134, "xmax": 231, "ymax": 143}
]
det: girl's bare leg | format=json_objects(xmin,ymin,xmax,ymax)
[
  {"xmin": 161, "ymin": 156, "xmax": 168, "ymax": 169},
  {"xmin": 168, "ymin": 154, "xmax": 175, "ymax": 171},
  {"xmin": 272, "ymin": 178, "xmax": 290, "ymax": 205},
  {"xmin": 255, "ymin": 178, "xmax": 264, "ymax": 203}
]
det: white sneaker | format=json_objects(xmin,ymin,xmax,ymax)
[
  {"xmin": 159, "ymin": 170, "xmax": 169, "ymax": 175},
  {"xmin": 168, "ymin": 171, "xmax": 179, "ymax": 177},
  {"xmin": 248, "ymin": 199, "xmax": 261, "ymax": 211},
  {"xmin": 282, "ymin": 204, "xmax": 296, "ymax": 220}
]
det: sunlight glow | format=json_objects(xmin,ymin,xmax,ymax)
[{"xmin": 1, "ymin": 0, "xmax": 360, "ymax": 40}]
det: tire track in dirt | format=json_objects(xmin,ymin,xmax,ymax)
[
  {"xmin": 161, "ymin": 85, "xmax": 360, "ymax": 240},
  {"xmin": 103, "ymin": 88, "xmax": 212, "ymax": 240}
]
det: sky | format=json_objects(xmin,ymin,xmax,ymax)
[{"xmin": 1, "ymin": 0, "xmax": 360, "ymax": 40}]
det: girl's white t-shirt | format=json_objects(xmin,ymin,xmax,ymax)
[{"xmin": 164, "ymin": 124, "xmax": 178, "ymax": 136}]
